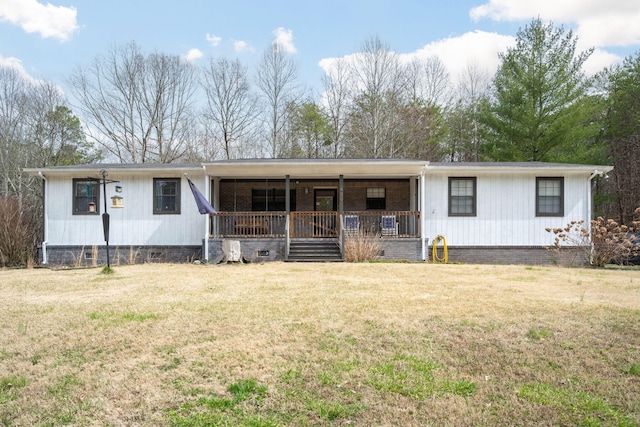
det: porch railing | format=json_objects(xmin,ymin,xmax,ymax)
[
  {"xmin": 290, "ymin": 211, "xmax": 338, "ymax": 238},
  {"xmin": 210, "ymin": 212, "xmax": 286, "ymax": 238},
  {"xmin": 342, "ymin": 211, "xmax": 420, "ymax": 238},
  {"xmin": 209, "ymin": 211, "xmax": 420, "ymax": 238}
]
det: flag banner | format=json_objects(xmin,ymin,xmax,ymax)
[{"xmin": 187, "ymin": 178, "xmax": 216, "ymax": 214}]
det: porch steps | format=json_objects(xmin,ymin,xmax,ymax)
[{"xmin": 287, "ymin": 240, "xmax": 342, "ymax": 262}]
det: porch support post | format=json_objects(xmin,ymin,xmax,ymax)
[
  {"xmin": 204, "ymin": 173, "xmax": 210, "ymax": 262},
  {"xmin": 285, "ymin": 175, "xmax": 290, "ymax": 261},
  {"xmin": 420, "ymin": 170, "xmax": 427, "ymax": 261},
  {"xmin": 339, "ymin": 174, "xmax": 344, "ymax": 259}
]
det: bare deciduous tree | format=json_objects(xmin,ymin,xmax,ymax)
[
  {"xmin": 69, "ymin": 42, "xmax": 197, "ymax": 163},
  {"xmin": 443, "ymin": 61, "xmax": 492, "ymax": 161},
  {"xmin": 345, "ymin": 36, "xmax": 406, "ymax": 158},
  {"xmin": 0, "ymin": 66, "xmax": 29, "ymax": 197},
  {"xmin": 321, "ymin": 57, "xmax": 352, "ymax": 158},
  {"xmin": 255, "ymin": 43, "xmax": 299, "ymax": 158},
  {"xmin": 202, "ymin": 57, "xmax": 259, "ymax": 159},
  {"xmin": 405, "ymin": 56, "xmax": 451, "ymax": 107}
]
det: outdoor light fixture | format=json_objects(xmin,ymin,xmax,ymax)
[{"xmin": 86, "ymin": 170, "xmax": 120, "ymax": 268}]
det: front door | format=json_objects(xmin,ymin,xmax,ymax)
[
  {"xmin": 313, "ymin": 189, "xmax": 337, "ymax": 237},
  {"xmin": 315, "ymin": 189, "xmax": 337, "ymax": 212}
]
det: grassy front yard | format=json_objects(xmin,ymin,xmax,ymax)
[{"xmin": 1, "ymin": 263, "xmax": 639, "ymax": 426}]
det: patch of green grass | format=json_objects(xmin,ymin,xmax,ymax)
[
  {"xmin": 99, "ymin": 266, "xmax": 115, "ymax": 275},
  {"xmin": 440, "ymin": 379, "xmax": 477, "ymax": 397},
  {"xmin": 159, "ymin": 357, "xmax": 181, "ymax": 371},
  {"xmin": 305, "ymin": 398, "xmax": 362, "ymax": 421},
  {"xmin": 169, "ymin": 379, "xmax": 271, "ymax": 426},
  {"xmin": 121, "ymin": 312, "xmax": 159, "ymax": 322},
  {"xmin": 369, "ymin": 353, "xmax": 478, "ymax": 400},
  {"xmin": 0, "ymin": 375, "xmax": 28, "ymax": 404},
  {"xmin": 0, "ymin": 349, "xmax": 16, "ymax": 361},
  {"xmin": 369, "ymin": 354, "xmax": 440, "ymax": 398},
  {"xmin": 228, "ymin": 379, "xmax": 267, "ymax": 402},
  {"xmin": 527, "ymin": 327, "xmax": 553, "ymax": 340},
  {"xmin": 623, "ymin": 363, "xmax": 640, "ymax": 377},
  {"xmin": 88, "ymin": 310, "xmax": 159, "ymax": 325},
  {"xmin": 518, "ymin": 382, "xmax": 637, "ymax": 426},
  {"xmin": 55, "ymin": 348, "xmax": 89, "ymax": 367},
  {"xmin": 46, "ymin": 373, "xmax": 83, "ymax": 396},
  {"xmin": 279, "ymin": 369, "xmax": 302, "ymax": 385}
]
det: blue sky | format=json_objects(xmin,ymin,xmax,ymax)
[{"xmin": 2, "ymin": 0, "xmax": 640, "ymax": 98}]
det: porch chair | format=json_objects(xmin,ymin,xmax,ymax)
[
  {"xmin": 381, "ymin": 215, "xmax": 398, "ymax": 236},
  {"xmin": 344, "ymin": 215, "xmax": 359, "ymax": 236}
]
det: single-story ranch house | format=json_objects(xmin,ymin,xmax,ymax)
[{"xmin": 25, "ymin": 159, "xmax": 613, "ymax": 265}]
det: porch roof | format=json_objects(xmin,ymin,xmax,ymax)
[
  {"xmin": 24, "ymin": 163, "xmax": 205, "ymax": 177},
  {"xmin": 203, "ymin": 159, "xmax": 428, "ymax": 179}
]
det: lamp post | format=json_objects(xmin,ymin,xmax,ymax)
[
  {"xmin": 101, "ymin": 170, "xmax": 111, "ymax": 268},
  {"xmin": 89, "ymin": 170, "xmax": 119, "ymax": 269}
]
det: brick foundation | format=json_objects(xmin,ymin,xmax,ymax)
[
  {"xmin": 440, "ymin": 246, "xmax": 587, "ymax": 266},
  {"xmin": 41, "ymin": 245, "xmax": 202, "ymax": 266}
]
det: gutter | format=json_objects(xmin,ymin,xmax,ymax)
[
  {"xmin": 586, "ymin": 169, "xmax": 608, "ymax": 247},
  {"xmin": 38, "ymin": 171, "xmax": 48, "ymax": 264},
  {"xmin": 202, "ymin": 165, "xmax": 209, "ymax": 263},
  {"xmin": 420, "ymin": 166, "xmax": 428, "ymax": 262}
]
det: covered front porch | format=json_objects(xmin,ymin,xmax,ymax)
[{"xmin": 202, "ymin": 159, "xmax": 428, "ymax": 262}]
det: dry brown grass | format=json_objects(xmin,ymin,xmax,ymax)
[{"xmin": 1, "ymin": 263, "xmax": 639, "ymax": 426}]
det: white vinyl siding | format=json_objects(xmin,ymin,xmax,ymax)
[
  {"xmin": 46, "ymin": 175, "xmax": 205, "ymax": 246},
  {"xmin": 425, "ymin": 173, "xmax": 589, "ymax": 247}
]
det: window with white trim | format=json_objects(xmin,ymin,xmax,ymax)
[
  {"xmin": 153, "ymin": 178, "xmax": 181, "ymax": 214},
  {"xmin": 73, "ymin": 179, "xmax": 99, "ymax": 215},
  {"xmin": 536, "ymin": 177, "xmax": 563, "ymax": 216},
  {"xmin": 449, "ymin": 177, "xmax": 476, "ymax": 216}
]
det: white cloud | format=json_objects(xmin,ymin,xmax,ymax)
[
  {"xmin": 0, "ymin": 54, "xmax": 39, "ymax": 84},
  {"xmin": 272, "ymin": 27, "xmax": 296, "ymax": 54},
  {"xmin": 206, "ymin": 33, "xmax": 221, "ymax": 47},
  {"xmin": 184, "ymin": 48, "xmax": 203, "ymax": 63},
  {"xmin": 583, "ymin": 48, "xmax": 623, "ymax": 76},
  {"xmin": 320, "ymin": 31, "xmax": 514, "ymax": 90},
  {"xmin": 0, "ymin": 0, "xmax": 78, "ymax": 41},
  {"xmin": 470, "ymin": 0, "xmax": 640, "ymax": 48},
  {"xmin": 233, "ymin": 40, "xmax": 254, "ymax": 53},
  {"xmin": 406, "ymin": 30, "xmax": 515, "ymax": 85}
]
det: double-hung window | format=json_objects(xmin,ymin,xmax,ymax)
[
  {"xmin": 73, "ymin": 179, "xmax": 100, "ymax": 215},
  {"xmin": 154, "ymin": 178, "xmax": 181, "ymax": 214},
  {"xmin": 449, "ymin": 177, "xmax": 476, "ymax": 216},
  {"xmin": 366, "ymin": 187, "xmax": 386, "ymax": 210},
  {"xmin": 536, "ymin": 177, "xmax": 563, "ymax": 216}
]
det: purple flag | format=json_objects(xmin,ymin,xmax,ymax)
[{"xmin": 187, "ymin": 178, "xmax": 216, "ymax": 214}]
